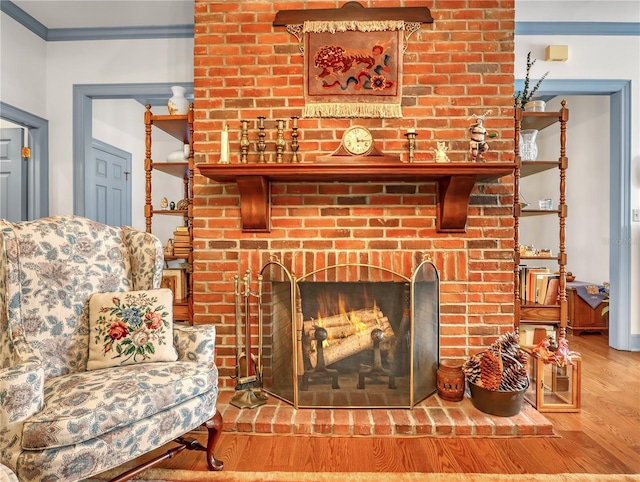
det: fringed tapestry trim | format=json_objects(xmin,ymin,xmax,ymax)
[
  {"xmin": 303, "ymin": 103, "xmax": 402, "ymax": 119},
  {"xmin": 302, "ymin": 20, "xmax": 405, "ymax": 34}
]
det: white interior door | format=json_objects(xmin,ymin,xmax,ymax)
[
  {"xmin": 0, "ymin": 127, "xmax": 26, "ymax": 221},
  {"xmin": 89, "ymin": 139, "xmax": 131, "ymax": 226}
]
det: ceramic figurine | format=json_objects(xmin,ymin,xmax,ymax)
[
  {"xmin": 169, "ymin": 201, "xmax": 176, "ymax": 210},
  {"xmin": 434, "ymin": 141, "xmax": 450, "ymax": 163},
  {"xmin": 160, "ymin": 197, "xmax": 168, "ymax": 209},
  {"xmin": 468, "ymin": 110, "xmax": 497, "ymax": 162}
]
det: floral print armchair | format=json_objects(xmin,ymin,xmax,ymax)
[{"xmin": 0, "ymin": 216, "xmax": 223, "ymax": 482}]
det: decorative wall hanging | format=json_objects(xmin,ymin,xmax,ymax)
[
  {"xmin": 303, "ymin": 21, "xmax": 403, "ymax": 118},
  {"xmin": 273, "ymin": 2, "xmax": 433, "ymax": 119}
]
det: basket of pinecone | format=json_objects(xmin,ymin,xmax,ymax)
[{"xmin": 462, "ymin": 332, "xmax": 529, "ymax": 417}]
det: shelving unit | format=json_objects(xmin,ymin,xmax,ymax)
[
  {"xmin": 144, "ymin": 104, "xmax": 194, "ymax": 323},
  {"xmin": 514, "ymin": 101, "xmax": 569, "ymax": 340}
]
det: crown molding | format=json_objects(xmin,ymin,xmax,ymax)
[
  {"xmin": 0, "ymin": 1, "xmax": 194, "ymax": 41},
  {"xmin": 516, "ymin": 21, "xmax": 640, "ymax": 36}
]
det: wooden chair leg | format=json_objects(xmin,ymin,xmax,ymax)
[
  {"xmin": 108, "ymin": 411, "xmax": 224, "ymax": 481},
  {"xmin": 204, "ymin": 411, "xmax": 224, "ymax": 471}
]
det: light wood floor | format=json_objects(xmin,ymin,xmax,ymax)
[{"xmin": 142, "ymin": 333, "xmax": 640, "ymax": 474}]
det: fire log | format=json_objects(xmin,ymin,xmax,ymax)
[
  {"xmin": 303, "ymin": 307, "xmax": 387, "ymax": 333},
  {"xmin": 307, "ymin": 314, "xmax": 394, "ymax": 368}
]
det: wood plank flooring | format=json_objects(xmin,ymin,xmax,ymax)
[{"xmin": 137, "ymin": 333, "xmax": 640, "ymax": 474}]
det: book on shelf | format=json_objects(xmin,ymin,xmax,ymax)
[
  {"xmin": 535, "ymin": 272, "xmax": 555, "ymax": 304},
  {"xmin": 175, "ymin": 225, "xmax": 189, "ymax": 232},
  {"xmin": 525, "ymin": 267, "xmax": 549, "ymax": 303},
  {"xmin": 543, "ymin": 275, "xmax": 560, "ymax": 305}
]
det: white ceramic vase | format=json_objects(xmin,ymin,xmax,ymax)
[{"xmin": 167, "ymin": 86, "xmax": 189, "ymax": 115}]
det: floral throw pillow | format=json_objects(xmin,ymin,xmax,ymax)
[{"xmin": 87, "ymin": 289, "xmax": 178, "ymax": 370}]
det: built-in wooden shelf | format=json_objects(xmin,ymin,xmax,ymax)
[
  {"xmin": 198, "ymin": 162, "xmax": 516, "ymax": 233},
  {"xmin": 150, "ymin": 114, "xmax": 190, "ymax": 143},
  {"xmin": 521, "ymin": 113, "xmax": 563, "ymax": 132},
  {"xmin": 152, "ymin": 161, "xmax": 189, "ymax": 177}
]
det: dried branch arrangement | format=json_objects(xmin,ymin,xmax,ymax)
[{"xmin": 462, "ymin": 332, "xmax": 529, "ymax": 391}]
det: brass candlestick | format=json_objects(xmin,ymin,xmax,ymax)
[
  {"xmin": 275, "ymin": 119, "xmax": 285, "ymax": 163},
  {"xmin": 290, "ymin": 116, "xmax": 299, "ymax": 163},
  {"xmin": 405, "ymin": 129, "xmax": 417, "ymax": 163},
  {"xmin": 240, "ymin": 120, "xmax": 249, "ymax": 164},
  {"xmin": 257, "ymin": 116, "xmax": 266, "ymax": 163}
]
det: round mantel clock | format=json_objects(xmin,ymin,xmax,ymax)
[
  {"xmin": 318, "ymin": 126, "xmax": 400, "ymax": 163},
  {"xmin": 342, "ymin": 126, "xmax": 374, "ymax": 155}
]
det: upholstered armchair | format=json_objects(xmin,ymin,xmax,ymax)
[{"xmin": 0, "ymin": 216, "xmax": 223, "ymax": 482}]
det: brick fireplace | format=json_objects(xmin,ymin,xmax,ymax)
[{"xmin": 190, "ymin": 0, "xmax": 517, "ymax": 390}]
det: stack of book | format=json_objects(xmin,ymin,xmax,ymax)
[
  {"xmin": 519, "ymin": 265, "xmax": 560, "ymax": 305},
  {"xmin": 172, "ymin": 226, "xmax": 191, "ymax": 256}
]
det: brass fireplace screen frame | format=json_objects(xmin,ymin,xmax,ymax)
[{"xmin": 235, "ymin": 258, "xmax": 440, "ymax": 409}]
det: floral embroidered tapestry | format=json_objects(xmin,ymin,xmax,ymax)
[{"xmin": 303, "ymin": 20, "xmax": 405, "ymax": 118}]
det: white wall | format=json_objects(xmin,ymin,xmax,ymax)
[
  {"xmin": 515, "ymin": 1, "xmax": 640, "ymax": 336},
  {"xmin": 0, "ymin": 14, "xmax": 47, "ymax": 117},
  {"xmin": 515, "ymin": 1, "xmax": 639, "ymax": 22}
]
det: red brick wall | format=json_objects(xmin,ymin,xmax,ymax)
[{"xmin": 193, "ymin": 0, "xmax": 516, "ymax": 386}]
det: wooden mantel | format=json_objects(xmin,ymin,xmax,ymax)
[
  {"xmin": 272, "ymin": 1, "xmax": 433, "ymax": 25},
  {"xmin": 198, "ymin": 162, "xmax": 516, "ymax": 233}
]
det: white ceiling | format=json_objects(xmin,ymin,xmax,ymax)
[{"xmin": 11, "ymin": 0, "xmax": 194, "ymax": 29}]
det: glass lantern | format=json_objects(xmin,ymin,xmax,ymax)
[{"xmin": 524, "ymin": 349, "xmax": 581, "ymax": 412}]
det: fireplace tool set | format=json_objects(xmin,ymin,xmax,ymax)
[{"xmin": 230, "ymin": 270, "xmax": 268, "ymax": 409}]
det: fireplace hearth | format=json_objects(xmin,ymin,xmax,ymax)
[{"xmin": 235, "ymin": 258, "xmax": 440, "ymax": 409}]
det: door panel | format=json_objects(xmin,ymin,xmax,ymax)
[
  {"xmin": 90, "ymin": 140, "xmax": 131, "ymax": 226},
  {"xmin": 0, "ymin": 128, "xmax": 26, "ymax": 221}
]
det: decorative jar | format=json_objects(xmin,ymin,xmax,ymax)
[
  {"xmin": 519, "ymin": 129, "xmax": 539, "ymax": 162},
  {"xmin": 167, "ymin": 86, "xmax": 189, "ymax": 115},
  {"xmin": 436, "ymin": 360, "xmax": 465, "ymax": 402},
  {"xmin": 524, "ymin": 100, "xmax": 546, "ymax": 112}
]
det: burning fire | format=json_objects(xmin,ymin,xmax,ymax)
[{"xmin": 312, "ymin": 291, "xmax": 382, "ymax": 349}]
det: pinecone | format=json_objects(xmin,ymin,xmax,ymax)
[
  {"xmin": 480, "ymin": 350, "xmax": 503, "ymax": 391},
  {"xmin": 462, "ymin": 358, "xmax": 482, "ymax": 386},
  {"xmin": 490, "ymin": 331, "xmax": 521, "ymax": 358},
  {"xmin": 500, "ymin": 362, "xmax": 529, "ymax": 391},
  {"xmin": 514, "ymin": 349, "xmax": 528, "ymax": 366}
]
